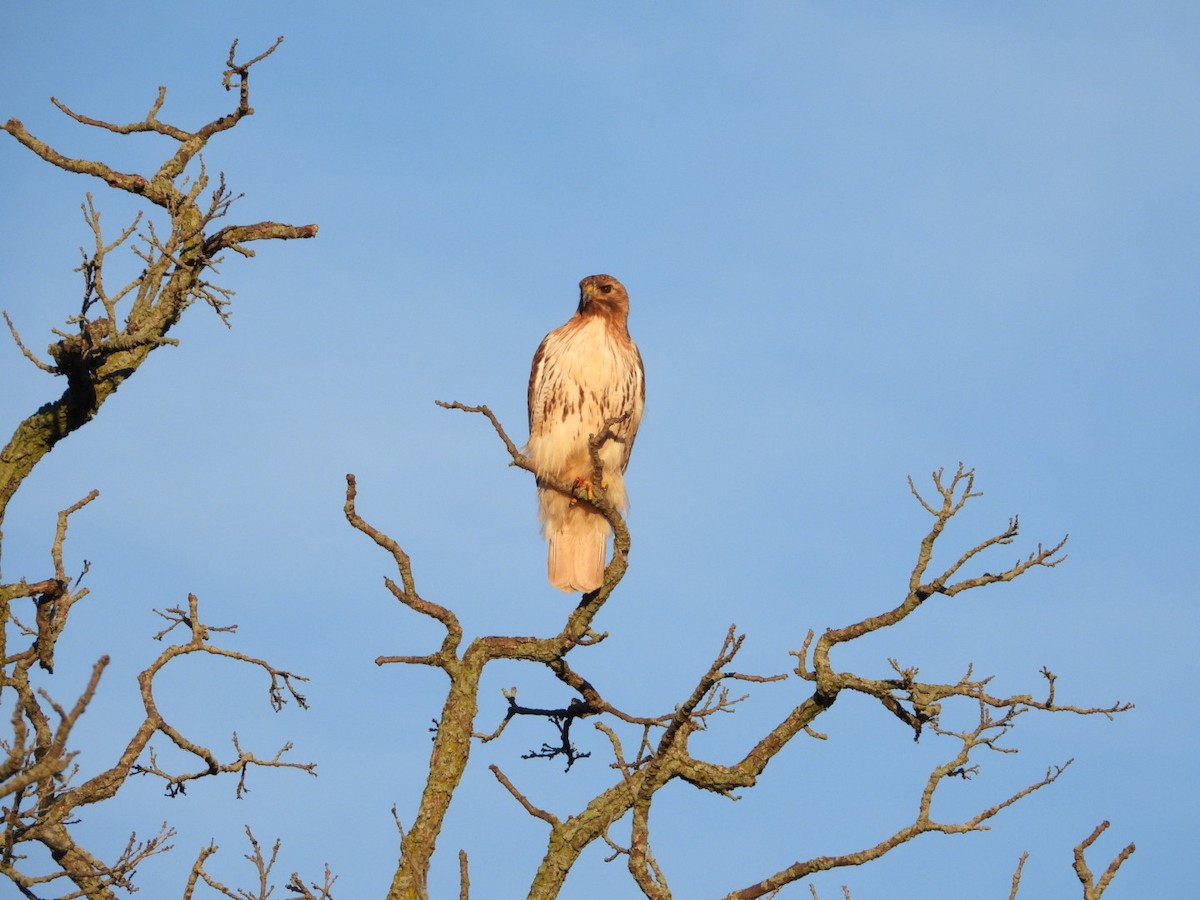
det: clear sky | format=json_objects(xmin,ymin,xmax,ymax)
[{"xmin": 1, "ymin": 2, "xmax": 1196, "ymax": 897}]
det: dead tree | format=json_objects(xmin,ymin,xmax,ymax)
[
  {"xmin": 1, "ymin": 38, "xmax": 321, "ymax": 898},
  {"xmin": 348, "ymin": 402, "xmax": 1133, "ymax": 899},
  {"xmin": 1, "ymin": 34, "xmax": 1132, "ymax": 900}
]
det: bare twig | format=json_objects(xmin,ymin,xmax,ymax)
[
  {"xmin": 182, "ymin": 828, "xmax": 335, "ymax": 900},
  {"xmin": 1073, "ymin": 821, "xmax": 1135, "ymax": 900},
  {"xmin": 458, "ymin": 848, "xmax": 470, "ymax": 900},
  {"xmin": 1009, "ymin": 851, "xmax": 1029, "ymax": 900},
  {"xmin": 490, "ymin": 765, "xmax": 560, "ymax": 826}
]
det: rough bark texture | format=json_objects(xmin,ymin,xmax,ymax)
[
  {"xmin": 0, "ymin": 36, "xmax": 317, "ymax": 529},
  {"xmin": 1, "ymin": 38, "xmax": 321, "ymax": 898},
  {"xmin": 351, "ymin": 403, "xmax": 1134, "ymax": 900}
]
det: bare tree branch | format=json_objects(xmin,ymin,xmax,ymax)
[
  {"xmin": 182, "ymin": 827, "xmax": 335, "ymax": 900},
  {"xmin": 1073, "ymin": 821, "xmax": 1135, "ymax": 900},
  {"xmin": 351, "ymin": 460, "xmax": 1130, "ymax": 899},
  {"xmin": 1009, "ymin": 851, "xmax": 1030, "ymax": 900},
  {"xmin": 0, "ymin": 37, "xmax": 316, "ymax": 530}
]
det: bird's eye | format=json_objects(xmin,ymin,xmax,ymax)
[{"xmin": 599, "ymin": 284, "xmax": 613, "ymax": 294}]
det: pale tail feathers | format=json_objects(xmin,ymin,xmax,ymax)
[
  {"xmin": 539, "ymin": 486, "xmax": 612, "ymax": 593},
  {"xmin": 547, "ymin": 513, "xmax": 609, "ymax": 593}
]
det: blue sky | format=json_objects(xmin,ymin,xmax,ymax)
[{"xmin": 1, "ymin": 2, "xmax": 1196, "ymax": 897}]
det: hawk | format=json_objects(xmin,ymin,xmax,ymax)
[{"xmin": 527, "ymin": 275, "xmax": 645, "ymax": 593}]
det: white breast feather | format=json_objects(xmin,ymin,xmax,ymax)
[{"xmin": 528, "ymin": 317, "xmax": 643, "ymax": 489}]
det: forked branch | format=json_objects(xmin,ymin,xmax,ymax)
[
  {"xmin": 1073, "ymin": 821, "xmax": 1136, "ymax": 900},
  {"xmin": 811, "ymin": 464, "xmax": 1068, "ymax": 694},
  {"xmin": 183, "ymin": 826, "xmax": 336, "ymax": 900},
  {"xmin": 0, "ymin": 37, "xmax": 317, "ymax": 529},
  {"xmin": 2, "ymin": 569, "xmax": 314, "ymax": 895},
  {"xmin": 361, "ymin": 402, "xmax": 1132, "ymax": 898},
  {"xmin": 1006, "ymin": 821, "xmax": 1134, "ymax": 899},
  {"xmin": 436, "ymin": 400, "xmax": 632, "ymax": 587},
  {"xmin": 722, "ymin": 703, "xmax": 1071, "ymax": 899}
]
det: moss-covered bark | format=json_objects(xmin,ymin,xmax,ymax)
[{"xmin": 0, "ymin": 38, "xmax": 317, "ymax": 899}]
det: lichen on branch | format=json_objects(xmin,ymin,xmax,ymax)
[
  {"xmin": 0, "ymin": 35, "xmax": 317, "ymax": 530},
  {"xmin": 1, "ymin": 37, "xmax": 322, "ymax": 899},
  {"xmin": 350, "ymin": 442, "xmax": 1132, "ymax": 899}
]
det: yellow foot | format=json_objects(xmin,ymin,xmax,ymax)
[{"xmin": 570, "ymin": 477, "xmax": 596, "ymax": 506}]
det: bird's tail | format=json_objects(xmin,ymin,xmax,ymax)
[{"xmin": 546, "ymin": 504, "xmax": 609, "ymax": 593}]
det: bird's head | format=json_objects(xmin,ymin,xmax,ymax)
[{"xmin": 577, "ymin": 274, "xmax": 629, "ymax": 317}]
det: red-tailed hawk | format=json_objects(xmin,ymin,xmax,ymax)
[{"xmin": 527, "ymin": 275, "xmax": 645, "ymax": 593}]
